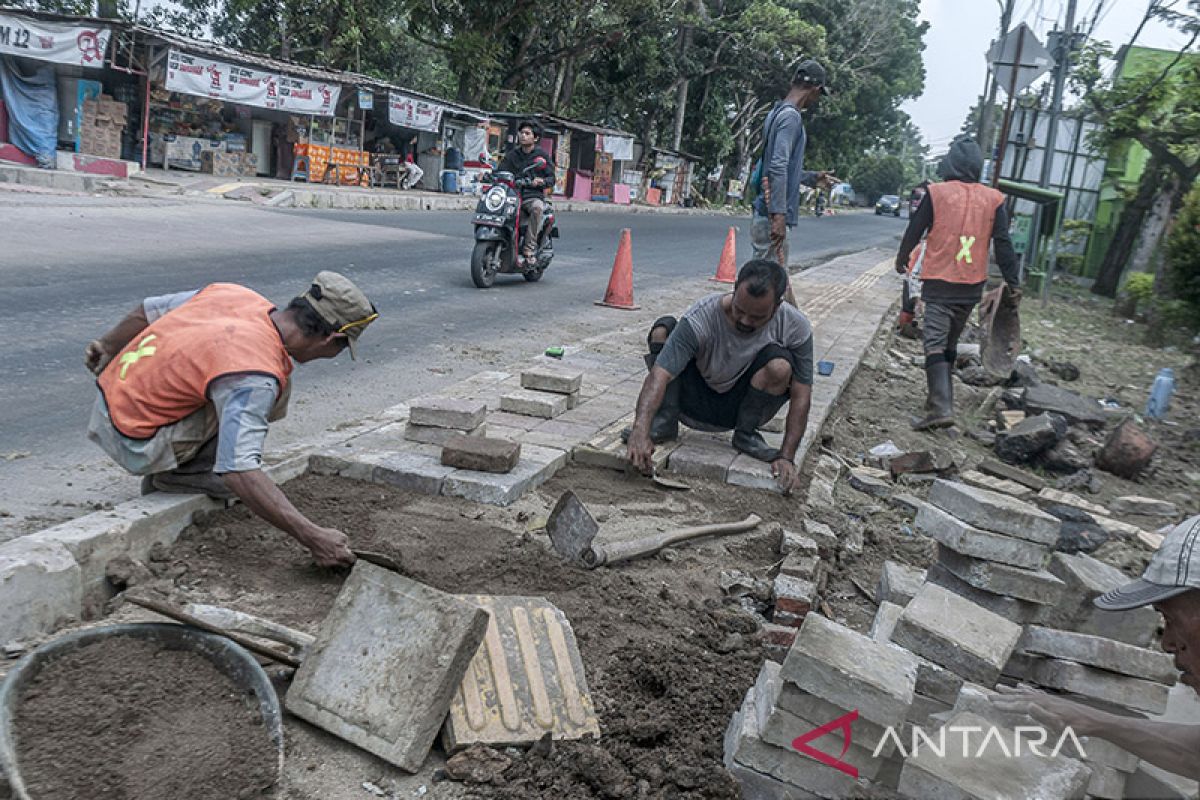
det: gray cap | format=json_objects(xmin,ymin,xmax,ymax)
[
  {"xmin": 301, "ymin": 271, "xmax": 377, "ymax": 359},
  {"xmin": 793, "ymin": 59, "xmax": 831, "ymax": 96},
  {"xmin": 1095, "ymin": 515, "xmax": 1200, "ymax": 610}
]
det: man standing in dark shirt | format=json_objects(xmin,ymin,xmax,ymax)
[
  {"xmin": 895, "ymin": 136, "xmax": 1020, "ymax": 431},
  {"xmin": 498, "ymin": 120, "xmax": 555, "ymax": 265}
]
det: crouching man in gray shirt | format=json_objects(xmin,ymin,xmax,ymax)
[{"xmin": 625, "ymin": 259, "xmax": 814, "ymax": 493}]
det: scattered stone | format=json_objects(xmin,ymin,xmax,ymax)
[
  {"xmin": 1054, "ymin": 469, "xmax": 1096, "ymax": 494},
  {"xmin": 1039, "ymin": 438, "xmax": 1090, "ymax": 474},
  {"xmin": 772, "ymin": 574, "xmax": 818, "ymax": 624},
  {"xmin": 928, "ymin": 479, "xmax": 1059, "ymax": 545},
  {"xmin": 1096, "ymin": 418, "xmax": 1158, "ymax": 479},
  {"xmin": 848, "ymin": 467, "xmax": 892, "ymax": 498},
  {"xmin": 840, "ymin": 522, "xmax": 865, "ymax": 556},
  {"xmin": 1110, "ymin": 496, "xmax": 1180, "ymax": 518},
  {"xmin": 780, "ymin": 613, "xmax": 918, "ymax": 728},
  {"xmin": 960, "ymin": 469, "xmax": 1032, "ymax": 499},
  {"xmin": 917, "ymin": 503, "xmax": 1050, "ymax": 570},
  {"xmin": 1022, "ymin": 384, "xmax": 1106, "ymax": 428},
  {"xmin": 887, "ymin": 450, "xmax": 953, "ymax": 477},
  {"xmin": 959, "ymin": 365, "xmax": 1003, "ymax": 386},
  {"xmin": 1026, "ymin": 657, "xmax": 1170, "ymax": 715},
  {"xmin": 1007, "ymin": 360, "xmax": 1041, "ymax": 388},
  {"xmin": 1019, "ymin": 625, "xmax": 1177, "ymax": 684},
  {"xmin": 898, "ymin": 712, "xmax": 1091, "ymax": 800},
  {"xmin": 1042, "ymin": 504, "xmax": 1108, "ymax": 554},
  {"xmin": 1092, "ymin": 515, "xmax": 1146, "ymax": 540},
  {"xmin": 892, "ymin": 583, "xmax": 1023, "ymax": 685},
  {"xmin": 441, "ymin": 436, "xmax": 521, "ymax": 474},
  {"xmin": 410, "ymin": 397, "xmax": 488, "ymax": 431},
  {"xmin": 499, "ymin": 390, "xmax": 569, "ymax": 419},
  {"xmin": 936, "ymin": 545, "xmax": 1065, "ymax": 606},
  {"xmin": 721, "ymin": 570, "xmax": 771, "ymax": 602},
  {"xmin": 443, "ymin": 745, "xmax": 511, "ymax": 785},
  {"xmin": 978, "ymin": 458, "xmax": 1046, "ymax": 491},
  {"xmin": 994, "ymin": 413, "xmax": 1067, "ymax": 463},
  {"xmin": 967, "ymin": 428, "xmax": 997, "ymax": 446},
  {"xmin": 778, "ymin": 528, "xmax": 819, "ymax": 558},
  {"xmin": 779, "ymin": 553, "xmax": 823, "ymax": 583},
  {"xmin": 520, "ymin": 367, "xmax": 583, "ymax": 395},
  {"xmin": 876, "ymin": 560, "xmax": 927, "ymax": 606},
  {"xmin": 1047, "ymin": 361, "xmax": 1081, "ymax": 382},
  {"xmin": 104, "ymin": 554, "xmax": 154, "ymax": 590},
  {"xmin": 889, "ymin": 493, "xmax": 926, "ymax": 515},
  {"xmin": 802, "ymin": 520, "xmax": 838, "ymax": 557},
  {"xmin": 1087, "ymin": 764, "xmax": 1128, "ymax": 799},
  {"xmin": 1040, "ymin": 553, "xmax": 1159, "ymax": 648}
]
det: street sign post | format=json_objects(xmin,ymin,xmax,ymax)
[{"xmin": 988, "ymin": 23, "xmax": 1054, "ymax": 96}]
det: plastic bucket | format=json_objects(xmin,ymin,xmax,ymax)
[{"xmin": 440, "ymin": 169, "xmax": 459, "ymax": 193}]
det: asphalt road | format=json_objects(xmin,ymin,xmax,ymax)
[{"xmin": 0, "ymin": 195, "xmax": 903, "ymax": 535}]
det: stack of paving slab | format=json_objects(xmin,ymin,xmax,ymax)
[
  {"xmin": 406, "ymin": 396, "xmax": 489, "ymax": 444},
  {"xmin": 760, "ymin": 527, "xmax": 831, "ymax": 660},
  {"xmin": 499, "ymin": 367, "xmax": 584, "ymax": 420},
  {"xmin": 1003, "ymin": 625, "xmax": 1176, "ymax": 798},
  {"xmin": 725, "ymin": 613, "xmax": 918, "ymax": 798}
]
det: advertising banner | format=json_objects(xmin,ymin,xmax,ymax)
[
  {"xmin": 0, "ymin": 12, "xmax": 110, "ymax": 67},
  {"xmin": 387, "ymin": 91, "xmax": 444, "ymax": 133},
  {"xmin": 165, "ymin": 49, "xmax": 340, "ymax": 116}
]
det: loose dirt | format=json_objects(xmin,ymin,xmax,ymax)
[
  {"xmin": 143, "ymin": 466, "xmax": 806, "ymax": 798},
  {"xmin": 12, "ymin": 636, "xmax": 278, "ymax": 800}
]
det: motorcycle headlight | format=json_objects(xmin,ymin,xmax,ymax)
[{"xmin": 484, "ymin": 188, "xmax": 506, "ymax": 212}]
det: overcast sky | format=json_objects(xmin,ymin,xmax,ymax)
[{"xmin": 902, "ymin": 0, "xmax": 1192, "ymax": 151}]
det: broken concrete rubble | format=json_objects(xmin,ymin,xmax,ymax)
[
  {"xmin": 994, "ymin": 413, "xmax": 1067, "ymax": 464},
  {"xmin": 1021, "ymin": 383, "xmax": 1106, "ymax": 428}
]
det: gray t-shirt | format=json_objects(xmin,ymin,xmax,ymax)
[{"xmin": 656, "ymin": 293, "xmax": 814, "ymax": 392}]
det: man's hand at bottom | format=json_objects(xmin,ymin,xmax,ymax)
[
  {"xmin": 305, "ymin": 526, "xmax": 356, "ymax": 568},
  {"xmin": 771, "ymin": 458, "xmax": 799, "ymax": 495},
  {"xmin": 769, "ymin": 213, "xmax": 787, "ymax": 242},
  {"xmin": 626, "ymin": 429, "xmax": 656, "ymax": 475}
]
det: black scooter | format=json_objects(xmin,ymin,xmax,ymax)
[{"xmin": 470, "ymin": 159, "xmax": 559, "ymax": 288}]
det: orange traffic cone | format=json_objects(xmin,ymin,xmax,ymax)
[
  {"xmin": 596, "ymin": 228, "xmax": 640, "ymax": 310},
  {"xmin": 712, "ymin": 226, "xmax": 737, "ymax": 283}
]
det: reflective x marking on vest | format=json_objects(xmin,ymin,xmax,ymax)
[
  {"xmin": 956, "ymin": 235, "xmax": 976, "ymax": 263},
  {"xmin": 119, "ymin": 334, "xmax": 158, "ymax": 380}
]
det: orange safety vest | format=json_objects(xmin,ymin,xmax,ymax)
[
  {"xmin": 98, "ymin": 284, "xmax": 293, "ymax": 440},
  {"xmin": 917, "ymin": 181, "xmax": 1005, "ymax": 284}
]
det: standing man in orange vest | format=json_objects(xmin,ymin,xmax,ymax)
[
  {"xmin": 895, "ymin": 137, "xmax": 1021, "ymax": 430},
  {"xmin": 84, "ymin": 272, "xmax": 378, "ymax": 567}
]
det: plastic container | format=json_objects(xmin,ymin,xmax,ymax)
[
  {"xmin": 1145, "ymin": 367, "xmax": 1176, "ymax": 419},
  {"xmin": 817, "ymin": 360, "xmax": 835, "ymax": 377},
  {"xmin": 440, "ymin": 169, "xmax": 459, "ymax": 193}
]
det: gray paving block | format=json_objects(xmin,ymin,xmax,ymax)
[
  {"xmin": 898, "ymin": 712, "xmax": 1091, "ymax": 800},
  {"xmin": 442, "ymin": 445, "xmax": 568, "ymax": 506},
  {"xmin": 960, "ymin": 469, "xmax": 1034, "ymax": 499},
  {"xmin": 666, "ymin": 438, "xmax": 737, "ymax": 481},
  {"xmin": 773, "ymin": 573, "xmax": 818, "ymax": 619},
  {"xmin": 286, "ymin": 563, "xmax": 490, "ymax": 772},
  {"xmin": 779, "ymin": 529, "xmax": 820, "ymax": 557},
  {"xmin": 0, "ymin": 538, "xmax": 82, "ymax": 644},
  {"xmin": 1027, "ymin": 657, "xmax": 1171, "ymax": 715},
  {"xmin": 410, "ymin": 397, "xmax": 488, "ymax": 430},
  {"xmin": 892, "ymin": 582, "xmax": 1023, "ymax": 686},
  {"xmin": 780, "ymin": 553, "xmax": 823, "ymax": 582},
  {"xmin": 350, "ymin": 450, "xmax": 455, "ymax": 495},
  {"xmin": 1019, "ymin": 625, "xmax": 1177, "ymax": 685},
  {"xmin": 724, "ymin": 684, "xmax": 865, "ymax": 799},
  {"xmin": 1086, "ymin": 763, "xmax": 1127, "ymax": 799},
  {"xmin": 442, "ymin": 595, "xmax": 599, "ymax": 751},
  {"xmin": 1079, "ymin": 737, "xmax": 1139, "ymax": 774},
  {"xmin": 520, "ymin": 367, "xmax": 584, "ymax": 395},
  {"xmin": 917, "ymin": 503, "xmax": 1051, "ymax": 570},
  {"xmin": 728, "ymin": 453, "xmax": 782, "ymax": 492},
  {"xmin": 500, "ymin": 389, "xmax": 570, "ymax": 419},
  {"xmin": 775, "ymin": 681, "xmax": 894, "ymax": 756},
  {"xmin": 1041, "ymin": 553, "xmax": 1159, "ymax": 647},
  {"xmin": 928, "ymin": 479, "xmax": 1059, "ymax": 545},
  {"xmin": 936, "ymin": 545, "xmax": 1066, "ymax": 606},
  {"xmin": 876, "ymin": 559, "xmax": 926, "ymax": 606},
  {"xmin": 441, "ymin": 436, "xmax": 522, "ymax": 474},
  {"xmin": 926, "ymin": 563, "xmax": 1042, "ymax": 625},
  {"xmin": 780, "ymin": 613, "xmax": 918, "ymax": 728},
  {"xmin": 869, "ymin": 601, "xmax": 904, "ymax": 642},
  {"xmin": 724, "ymin": 759, "xmax": 823, "ymax": 800},
  {"xmin": 802, "ymin": 520, "xmax": 838, "ymax": 556},
  {"xmin": 753, "ymin": 662, "xmax": 887, "ymax": 781},
  {"xmin": 404, "ymin": 421, "xmax": 486, "ymax": 446}
]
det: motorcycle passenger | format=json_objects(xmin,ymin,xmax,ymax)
[{"xmin": 498, "ymin": 120, "xmax": 555, "ymax": 266}]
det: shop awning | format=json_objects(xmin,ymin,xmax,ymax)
[{"xmin": 0, "ymin": 8, "xmax": 115, "ymax": 68}]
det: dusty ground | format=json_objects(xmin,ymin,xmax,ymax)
[
  {"xmin": 98, "ymin": 466, "xmax": 808, "ymax": 799},
  {"xmin": 813, "ymin": 280, "xmax": 1199, "ymax": 638}
]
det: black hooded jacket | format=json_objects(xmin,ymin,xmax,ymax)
[{"xmin": 897, "ymin": 138, "xmax": 1020, "ymax": 305}]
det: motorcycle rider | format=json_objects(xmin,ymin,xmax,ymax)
[{"xmin": 498, "ymin": 120, "xmax": 555, "ymax": 266}]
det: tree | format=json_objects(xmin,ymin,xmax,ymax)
[
  {"xmin": 1071, "ymin": 1, "xmax": 1200, "ymax": 297},
  {"xmin": 851, "ymin": 151, "xmax": 904, "ymax": 202}
]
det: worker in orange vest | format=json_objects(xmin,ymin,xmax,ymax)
[
  {"xmin": 895, "ymin": 137, "xmax": 1021, "ymax": 430},
  {"xmin": 84, "ymin": 272, "xmax": 378, "ymax": 567}
]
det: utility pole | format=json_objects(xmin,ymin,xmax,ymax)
[
  {"xmin": 1037, "ymin": 0, "xmax": 1079, "ymax": 303},
  {"xmin": 978, "ymin": 0, "xmax": 1016, "ymax": 157}
]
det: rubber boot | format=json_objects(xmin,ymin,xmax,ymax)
[
  {"xmin": 148, "ymin": 470, "xmax": 236, "ymax": 500},
  {"xmin": 732, "ymin": 387, "xmax": 784, "ymax": 462},
  {"xmin": 621, "ymin": 378, "xmax": 680, "ymax": 444},
  {"xmin": 912, "ymin": 355, "xmax": 955, "ymax": 431}
]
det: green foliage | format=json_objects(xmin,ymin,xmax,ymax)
[
  {"xmin": 1124, "ymin": 272, "xmax": 1157, "ymax": 304},
  {"xmin": 851, "ymin": 151, "xmax": 904, "ymax": 203},
  {"xmin": 1167, "ymin": 182, "xmax": 1200, "ymax": 308}
]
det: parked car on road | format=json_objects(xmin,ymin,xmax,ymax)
[{"xmin": 875, "ymin": 195, "xmax": 901, "ymax": 216}]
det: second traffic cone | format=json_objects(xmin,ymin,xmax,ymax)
[
  {"xmin": 596, "ymin": 228, "xmax": 640, "ymax": 310},
  {"xmin": 712, "ymin": 226, "xmax": 737, "ymax": 283}
]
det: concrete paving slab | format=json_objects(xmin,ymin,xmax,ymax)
[
  {"xmin": 442, "ymin": 595, "xmax": 599, "ymax": 751},
  {"xmin": 1027, "ymin": 657, "xmax": 1171, "ymax": 715},
  {"xmin": 928, "ymin": 479, "xmax": 1059, "ymax": 545},
  {"xmin": 877, "ymin": 560, "xmax": 926, "ymax": 606},
  {"xmin": 409, "ymin": 397, "xmax": 488, "ymax": 430},
  {"xmin": 1019, "ymin": 625, "xmax": 1177, "ymax": 685},
  {"xmin": 520, "ymin": 367, "xmax": 584, "ymax": 395},
  {"xmin": 442, "ymin": 444, "xmax": 568, "ymax": 506},
  {"xmin": 405, "ymin": 422, "xmax": 486, "ymax": 446},
  {"xmin": 441, "ymin": 436, "xmax": 522, "ymax": 474},
  {"xmin": 667, "ymin": 438, "xmax": 738, "ymax": 481},
  {"xmin": 286, "ymin": 563, "xmax": 490, "ymax": 772},
  {"xmin": 936, "ymin": 545, "xmax": 1066, "ymax": 606},
  {"xmin": 898, "ymin": 712, "xmax": 1091, "ymax": 800},
  {"xmin": 926, "ymin": 563, "xmax": 1042, "ymax": 625},
  {"xmin": 959, "ymin": 469, "xmax": 1033, "ymax": 499},
  {"xmin": 892, "ymin": 583, "xmax": 1023, "ymax": 686},
  {"xmin": 500, "ymin": 389, "xmax": 570, "ymax": 419},
  {"xmin": 916, "ymin": 503, "xmax": 1051, "ymax": 570},
  {"xmin": 1040, "ymin": 552, "xmax": 1159, "ymax": 648}
]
